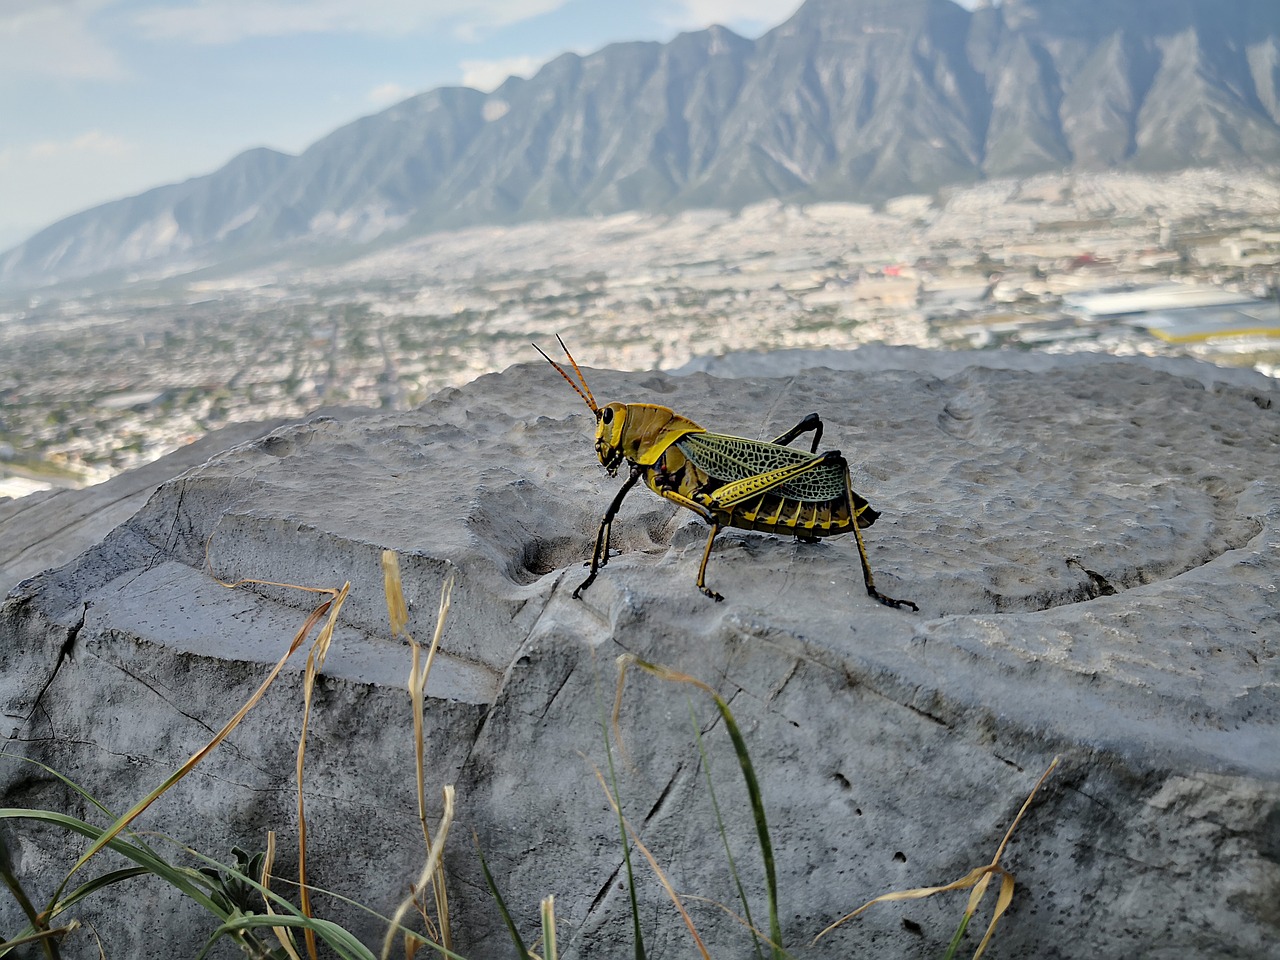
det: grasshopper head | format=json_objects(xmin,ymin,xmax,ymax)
[
  {"xmin": 535, "ymin": 339, "xmax": 695, "ymax": 475},
  {"xmin": 594, "ymin": 402, "xmax": 629, "ymax": 476}
]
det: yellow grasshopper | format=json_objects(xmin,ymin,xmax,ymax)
[{"xmin": 535, "ymin": 338, "xmax": 917, "ymax": 611}]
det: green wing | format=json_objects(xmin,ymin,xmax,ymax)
[{"xmin": 674, "ymin": 433, "xmax": 849, "ymax": 503}]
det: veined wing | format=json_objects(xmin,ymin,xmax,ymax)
[{"xmin": 675, "ymin": 433, "xmax": 849, "ymax": 502}]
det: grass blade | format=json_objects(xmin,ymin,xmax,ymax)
[
  {"xmin": 383, "ymin": 554, "xmax": 455, "ymax": 950},
  {"xmin": 598, "ymin": 662, "xmax": 646, "ymax": 960},
  {"xmin": 588, "ymin": 763, "xmax": 710, "ymax": 960},
  {"xmin": 261, "ymin": 830, "xmax": 303, "ymax": 960},
  {"xmin": 615, "ymin": 656, "xmax": 782, "ymax": 956},
  {"xmin": 473, "ymin": 834, "xmax": 532, "ymax": 960},
  {"xmin": 687, "ymin": 698, "xmax": 764, "ymax": 960},
  {"xmin": 0, "ymin": 926, "xmax": 78, "ymax": 953},
  {"xmin": 540, "ymin": 895, "xmax": 557, "ymax": 960},
  {"xmin": 198, "ymin": 913, "xmax": 377, "ymax": 960},
  {"xmin": 972, "ymin": 870, "xmax": 1016, "ymax": 960},
  {"xmin": 0, "ymin": 808, "xmax": 225, "ymax": 939},
  {"xmin": 296, "ymin": 584, "xmax": 351, "ymax": 960},
  {"xmin": 0, "ymin": 753, "xmax": 168, "ymax": 870},
  {"xmin": 0, "ymin": 826, "xmax": 59, "ymax": 960},
  {"xmin": 812, "ymin": 755, "xmax": 1061, "ymax": 956},
  {"xmin": 380, "ymin": 785, "xmax": 454, "ymax": 960},
  {"xmin": 47, "ymin": 868, "xmax": 151, "ymax": 916},
  {"xmin": 710, "ymin": 695, "xmax": 780, "ymax": 954}
]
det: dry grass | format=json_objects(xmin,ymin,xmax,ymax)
[
  {"xmin": 380, "ymin": 550, "xmax": 456, "ymax": 959},
  {"xmin": 812, "ymin": 755, "xmax": 1062, "ymax": 959},
  {"xmin": 0, "ymin": 542, "xmax": 465, "ymax": 958}
]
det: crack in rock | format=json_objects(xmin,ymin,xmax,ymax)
[{"xmin": 23, "ymin": 601, "xmax": 87, "ymax": 727}]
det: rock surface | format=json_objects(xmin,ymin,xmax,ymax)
[
  {"xmin": 1, "ymin": 347, "xmax": 1278, "ymax": 958},
  {"xmin": 0, "ymin": 409, "xmax": 370, "ymax": 598}
]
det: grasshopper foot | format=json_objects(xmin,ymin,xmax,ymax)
[
  {"xmin": 699, "ymin": 585, "xmax": 724, "ymax": 602},
  {"xmin": 870, "ymin": 588, "xmax": 917, "ymax": 612}
]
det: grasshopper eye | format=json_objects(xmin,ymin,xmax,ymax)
[{"xmin": 601, "ymin": 407, "xmax": 613, "ymax": 424}]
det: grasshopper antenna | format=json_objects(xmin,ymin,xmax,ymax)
[
  {"xmin": 534, "ymin": 337, "xmax": 599, "ymax": 414},
  {"xmin": 554, "ymin": 335, "xmax": 598, "ymax": 412}
]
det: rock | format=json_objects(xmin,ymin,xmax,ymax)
[
  {"xmin": 0, "ymin": 409, "xmax": 371, "ymax": 598},
  {"xmin": 1, "ymin": 348, "xmax": 1277, "ymax": 958}
]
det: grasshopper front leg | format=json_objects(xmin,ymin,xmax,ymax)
[{"xmin": 574, "ymin": 464, "xmax": 644, "ymax": 599}]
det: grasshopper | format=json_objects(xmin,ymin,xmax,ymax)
[{"xmin": 535, "ymin": 338, "xmax": 917, "ymax": 611}]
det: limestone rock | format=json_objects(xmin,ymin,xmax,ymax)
[
  {"xmin": 1, "ymin": 348, "xmax": 1277, "ymax": 958},
  {"xmin": 0, "ymin": 410, "xmax": 370, "ymax": 598}
]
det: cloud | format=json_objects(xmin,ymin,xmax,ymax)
[
  {"xmin": 661, "ymin": 0, "xmax": 803, "ymax": 33},
  {"xmin": 367, "ymin": 82, "xmax": 412, "ymax": 107},
  {"xmin": 0, "ymin": 0, "xmax": 126, "ymax": 81},
  {"xmin": 460, "ymin": 55, "xmax": 545, "ymax": 92},
  {"xmin": 0, "ymin": 130, "xmax": 146, "ymax": 243},
  {"xmin": 135, "ymin": 0, "xmax": 569, "ymax": 45},
  {"xmin": 28, "ymin": 131, "xmax": 134, "ymax": 160},
  {"xmin": 0, "ymin": 132, "xmax": 134, "ymax": 172}
]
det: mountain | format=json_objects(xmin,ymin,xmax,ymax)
[
  {"xmin": 5, "ymin": 0, "xmax": 1280, "ymax": 290},
  {"xmin": 1, "ymin": 147, "xmax": 295, "ymax": 287}
]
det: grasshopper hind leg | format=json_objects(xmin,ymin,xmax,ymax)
[
  {"xmin": 869, "ymin": 586, "xmax": 918, "ymax": 612},
  {"xmin": 771, "ymin": 413, "xmax": 824, "ymax": 453},
  {"xmin": 849, "ymin": 517, "xmax": 918, "ymax": 612}
]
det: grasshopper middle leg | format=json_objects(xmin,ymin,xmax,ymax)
[{"xmin": 696, "ymin": 520, "xmax": 725, "ymax": 602}]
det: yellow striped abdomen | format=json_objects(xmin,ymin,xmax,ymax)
[{"xmin": 646, "ymin": 439, "xmax": 878, "ymax": 538}]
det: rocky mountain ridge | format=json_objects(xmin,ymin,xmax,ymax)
[{"xmin": 4, "ymin": 0, "xmax": 1280, "ymax": 289}]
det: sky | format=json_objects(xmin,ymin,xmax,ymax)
[{"xmin": 0, "ymin": 0, "xmax": 986, "ymax": 252}]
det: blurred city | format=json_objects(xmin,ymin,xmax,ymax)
[{"xmin": 3, "ymin": 167, "xmax": 1279, "ymax": 500}]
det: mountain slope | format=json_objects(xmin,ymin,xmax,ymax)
[
  {"xmin": 4, "ymin": 0, "xmax": 1280, "ymax": 289},
  {"xmin": 0, "ymin": 148, "xmax": 294, "ymax": 284}
]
